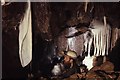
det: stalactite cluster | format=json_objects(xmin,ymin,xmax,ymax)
[{"xmin": 83, "ymin": 19, "xmax": 111, "ymax": 70}]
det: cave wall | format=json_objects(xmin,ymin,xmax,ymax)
[
  {"xmin": 2, "ymin": 2, "xmax": 120, "ymax": 79},
  {"xmin": 2, "ymin": 2, "xmax": 29, "ymax": 79}
]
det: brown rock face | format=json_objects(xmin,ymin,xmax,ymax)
[
  {"xmin": 86, "ymin": 61, "xmax": 115, "ymax": 80},
  {"xmin": 100, "ymin": 61, "xmax": 114, "ymax": 72}
]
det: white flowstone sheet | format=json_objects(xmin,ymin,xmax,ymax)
[{"xmin": 19, "ymin": 0, "xmax": 32, "ymax": 67}]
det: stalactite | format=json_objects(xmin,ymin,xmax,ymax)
[
  {"xmin": 1, "ymin": 0, "xmax": 5, "ymax": 6},
  {"xmin": 110, "ymin": 28, "xmax": 118, "ymax": 51},
  {"xmin": 83, "ymin": 19, "xmax": 111, "ymax": 70},
  {"xmin": 83, "ymin": 31, "xmax": 89, "ymax": 53},
  {"xmin": 90, "ymin": 19, "xmax": 111, "ymax": 56},
  {"xmin": 84, "ymin": 0, "xmax": 88, "ymax": 12},
  {"xmin": 67, "ymin": 27, "xmax": 78, "ymax": 51},
  {"xmin": 88, "ymin": 36, "xmax": 93, "ymax": 56}
]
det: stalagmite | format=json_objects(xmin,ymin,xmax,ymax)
[
  {"xmin": 19, "ymin": 0, "xmax": 32, "ymax": 67},
  {"xmin": 83, "ymin": 56, "xmax": 94, "ymax": 70}
]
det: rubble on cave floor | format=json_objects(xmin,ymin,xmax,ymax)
[
  {"xmin": 27, "ymin": 60, "xmax": 120, "ymax": 80},
  {"xmin": 64, "ymin": 61, "xmax": 120, "ymax": 80}
]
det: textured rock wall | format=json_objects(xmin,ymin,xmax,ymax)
[{"xmin": 2, "ymin": 2, "xmax": 120, "ymax": 79}]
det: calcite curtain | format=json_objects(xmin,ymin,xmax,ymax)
[{"xmin": 19, "ymin": 0, "xmax": 32, "ymax": 67}]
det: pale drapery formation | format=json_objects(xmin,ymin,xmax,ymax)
[
  {"xmin": 111, "ymin": 28, "xmax": 120, "ymax": 51},
  {"xmin": 83, "ymin": 19, "xmax": 111, "ymax": 70},
  {"xmin": 67, "ymin": 27, "xmax": 78, "ymax": 51},
  {"xmin": 19, "ymin": 0, "xmax": 32, "ymax": 67},
  {"xmin": 90, "ymin": 19, "xmax": 111, "ymax": 56}
]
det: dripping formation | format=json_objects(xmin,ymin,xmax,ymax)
[{"xmin": 83, "ymin": 18, "xmax": 111, "ymax": 70}]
